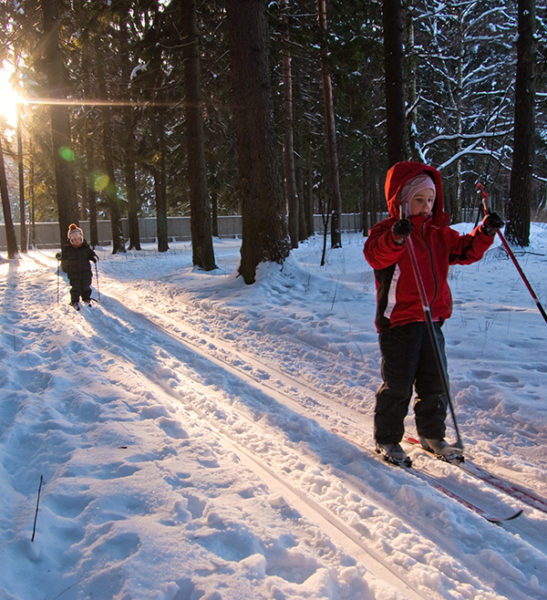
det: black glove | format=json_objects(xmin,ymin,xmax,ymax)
[
  {"xmin": 55, "ymin": 252, "xmax": 62, "ymax": 260},
  {"xmin": 392, "ymin": 218, "xmax": 413, "ymax": 244},
  {"xmin": 481, "ymin": 212, "xmax": 504, "ymax": 236}
]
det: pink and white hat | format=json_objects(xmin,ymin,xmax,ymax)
[{"xmin": 399, "ymin": 173, "xmax": 436, "ymax": 208}]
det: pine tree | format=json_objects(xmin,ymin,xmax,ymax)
[
  {"xmin": 225, "ymin": 0, "xmax": 289, "ymax": 284},
  {"xmin": 506, "ymin": 0, "xmax": 536, "ymax": 246}
]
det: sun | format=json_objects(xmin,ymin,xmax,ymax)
[{"xmin": 0, "ymin": 62, "xmax": 20, "ymax": 128}]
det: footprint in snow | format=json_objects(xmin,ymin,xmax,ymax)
[
  {"xmin": 195, "ymin": 525, "xmax": 262, "ymax": 563},
  {"xmin": 157, "ymin": 417, "xmax": 189, "ymax": 440},
  {"xmin": 92, "ymin": 531, "xmax": 141, "ymax": 561},
  {"xmin": 46, "ymin": 492, "xmax": 93, "ymax": 519}
]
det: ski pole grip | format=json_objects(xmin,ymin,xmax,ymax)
[{"xmin": 476, "ymin": 182, "xmax": 490, "ymax": 215}]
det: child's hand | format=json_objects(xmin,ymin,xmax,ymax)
[
  {"xmin": 392, "ymin": 219, "xmax": 413, "ymax": 244},
  {"xmin": 481, "ymin": 212, "xmax": 504, "ymax": 236}
]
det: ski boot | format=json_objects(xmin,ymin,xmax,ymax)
[
  {"xmin": 376, "ymin": 442, "xmax": 412, "ymax": 467},
  {"xmin": 420, "ymin": 438, "xmax": 464, "ymax": 463}
]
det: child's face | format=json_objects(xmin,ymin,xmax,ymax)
[
  {"xmin": 408, "ymin": 189, "xmax": 435, "ymax": 217},
  {"xmin": 70, "ymin": 234, "xmax": 83, "ymax": 247}
]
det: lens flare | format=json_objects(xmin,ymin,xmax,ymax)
[
  {"xmin": 93, "ymin": 173, "xmax": 110, "ymax": 192},
  {"xmin": 0, "ymin": 62, "xmax": 19, "ymax": 128},
  {"xmin": 59, "ymin": 146, "xmax": 75, "ymax": 161}
]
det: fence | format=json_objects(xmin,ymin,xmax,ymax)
[{"xmin": 1, "ymin": 213, "xmax": 367, "ymax": 251}]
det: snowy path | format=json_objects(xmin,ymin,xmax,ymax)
[{"xmin": 1, "ymin": 233, "xmax": 546, "ymax": 600}]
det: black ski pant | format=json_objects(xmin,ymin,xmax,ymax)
[
  {"xmin": 69, "ymin": 274, "xmax": 92, "ymax": 304},
  {"xmin": 374, "ymin": 321, "xmax": 448, "ymax": 445}
]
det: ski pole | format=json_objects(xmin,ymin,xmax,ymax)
[
  {"xmin": 405, "ymin": 236, "xmax": 464, "ymax": 450},
  {"xmin": 477, "ymin": 183, "xmax": 547, "ymax": 325},
  {"xmin": 94, "ymin": 259, "xmax": 101, "ymax": 301},
  {"xmin": 56, "ymin": 255, "xmax": 60, "ymax": 304},
  {"xmin": 398, "ymin": 205, "xmax": 463, "ymax": 449}
]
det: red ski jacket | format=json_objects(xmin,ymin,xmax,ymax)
[{"xmin": 364, "ymin": 162, "xmax": 494, "ymax": 332}]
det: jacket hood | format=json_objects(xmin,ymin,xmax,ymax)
[{"xmin": 384, "ymin": 161, "xmax": 449, "ymax": 226}]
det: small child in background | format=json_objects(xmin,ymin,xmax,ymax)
[
  {"xmin": 58, "ymin": 224, "xmax": 98, "ymax": 310},
  {"xmin": 363, "ymin": 161, "xmax": 503, "ymax": 466}
]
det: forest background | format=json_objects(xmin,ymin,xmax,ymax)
[{"xmin": 0, "ymin": 0, "xmax": 545, "ymax": 282}]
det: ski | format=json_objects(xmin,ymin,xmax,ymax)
[
  {"xmin": 406, "ymin": 437, "xmax": 546, "ymax": 515},
  {"xmin": 420, "ymin": 477, "xmax": 523, "ymax": 524},
  {"xmin": 458, "ymin": 462, "xmax": 547, "ymax": 515},
  {"xmin": 379, "ymin": 449, "xmax": 523, "ymax": 524},
  {"xmin": 332, "ymin": 430, "xmax": 523, "ymax": 524}
]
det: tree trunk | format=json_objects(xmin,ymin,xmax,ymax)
[
  {"xmin": 81, "ymin": 40, "xmax": 98, "ymax": 247},
  {"xmin": 124, "ymin": 109, "xmax": 141, "ymax": 251},
  {"xmin": 151, "ymin": 110, "xmax": 168, "ymax": 253},
  {"xmin": 84, "ymin": 126, "xmax": 98, "ymax": 247},
  {"xmin": 211, "ymin": 190, "xmax": 218, "ymax": 238},
  {"xmin": 452, "ymin": 10, "xmax": 464, "ymax": 221},
  {"xmin": 225, "ymin": 0, "xmax": 289, "ymax": 284},
  {"xmin": 96, "ymin": 50, "xmax": 125, "ymax": 254},
  {"xmin": 317, "ymin": 0, "xmax": 342, "ymax": 249},
  {"xmin": 383, "ymin": 0, "xmax": 407, "ymax": 167},
  {"xmin": 305, "ymin": 148, "xmax": 315, "ymax": 238},
  {"xmin": 29, "ymin": 139, "xmax": 36, "ymax": 248},
  {"xmin": 0, "ymin": 136, "xmax": 19, "ymax": 258},
  {"xmin": 281, "ymin": 0, "xmax": 299, "ymax": 249},
  {"xmin": 361, "ymin": 147, "xmax": 370, "ymax": 234},
  {"xmin": 17, "ymin": 111, "xmax": 27, "ymax": 252},
  {"xmin": 81, "ymin": 31, "xmax": 100, "ymax": 248},
  {"xmin": 119, "ymin": 25, "xmax": 141, "ymax": 251},
  {"xmin": 297, "ymin": 164, "xmax": 307, "ymax": 242},
  {"xmin": 506, "ymin": 0, "xmax": 536, "ymax": 246},
  {"xmin": 40, "ymin": 0, "xmax": 78, "ymax": 243},
  {"xmin": 100, "ymin": 107, "xmax": 125, "ymax": 253},
  {"xmin": 181, "ymin": 0, "xmax": 216, "ymax": 270},
  {"xmin": 404, "ymin": 8, "xmax": 422, "ymax": 162}
]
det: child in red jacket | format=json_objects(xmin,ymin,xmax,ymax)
[{"xmin": 364, "ymin": 161, "xmax": 503, "ymax": 466}]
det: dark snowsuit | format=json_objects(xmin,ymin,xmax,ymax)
[
  {"xmin": 363, "ymin": 161, "xmax": 495, "ymax": 445},
  {"xmin": 60, "ymin": 241, "xmax": 97, "ymax": 305}
]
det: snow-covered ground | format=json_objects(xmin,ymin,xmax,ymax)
[{"xmin": 0, "ymin": 224, "xmax": 546, "ymax": 600}]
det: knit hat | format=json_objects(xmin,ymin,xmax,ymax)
[
  {"xmin": 399, "ymin": 173, "xmax": 436, "ymax": 208},
  {"xmin": 67, "ymin": 223, "xmax": 83, "ymax": 240}
]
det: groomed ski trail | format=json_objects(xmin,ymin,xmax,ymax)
[
  {"xmin": 92, "ymin": 261, "xmax": 546, "ymax": 531},
  {"xmin": 63, "ymin": 258, "xmax": 546, "ymax": 596},
  {"xmin": 2, "ymin": 251, "xmax": 546, "ymax": 600}
]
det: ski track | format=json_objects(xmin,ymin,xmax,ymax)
[
  {"xmin": 110, "ymin": 256, "xmax": 547, "ymax": 505},
  {"xmin": 100, "ymin": 268, "xmax": 547, "ymax": 522},
  {"xmin": 1, "ymin": 250, "xmax": 546, "ymax": 600}
]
